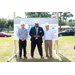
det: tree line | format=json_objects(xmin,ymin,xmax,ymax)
[
  {"xmin": 25, "ymin": 12, "xmax": 74, "ymax": 31},
  {"xmin": 0, "ymin": 12, "xmax": 74, "ymax": 32},
  {"xmin": 0, "ymin": 18, "xmax": 13, "ymax": 32}
]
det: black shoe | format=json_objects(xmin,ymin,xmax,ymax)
[
  {"xmin": 31, "ymin": 56, "xmax": 34, "ymax": 58},
  {"xmin": 24, "ymin": 56, "xmax": 27, "ymax": 59},
  {"xmin": 19, "ymin": 57, "xmax": 21, "ymax": 59},
  {"xmin": 41, "ymin": 56, "xmax": 44, "ymax": 59}
]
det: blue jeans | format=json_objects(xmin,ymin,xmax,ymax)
[{"xmin": 19, "ymin": 40, "xmax": 27, "ymax": 57}]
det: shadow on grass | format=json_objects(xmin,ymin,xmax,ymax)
[
  {"xmin": 15, "ymin": 57, "xmax": 59, "ymax": 62},
  {"xmin": 59, "ymin": 53, "xmax": 71, "ymax": 62}
]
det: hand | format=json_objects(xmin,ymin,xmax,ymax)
[
  {"xmin": 22, "ymin": 39, "xmax": 25, "ymax": 41},
  {"xmin": 34, "ymin": 35, "xmax": 37, "ymax": 38},
  {"xmin": 36, "ymin": 35, "xmax": 40, "ymax": 38}
]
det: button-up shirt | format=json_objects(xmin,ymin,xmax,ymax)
[
  {"xmin": 35, "ymin": 27, "xmax": 38, "ymax": 39},
  {"xmin": 44, "ymin": 29, "xmax": 53, "ymax": 40},
  {"xmin": 18, "ymin": 28, "xmax": 28, "ymax": 40},
  {"xmin": 35, "ymin": 27, "xmax": 38, "ymax": 35}
]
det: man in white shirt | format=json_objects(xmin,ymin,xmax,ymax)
[{"xmin": 44, "ymin": 23, "xmax": 53, "ymax": 58}]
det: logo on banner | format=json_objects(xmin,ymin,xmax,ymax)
[{"xmin": 52, "ymin": 27, "xmax": 55, "ymax": 30}]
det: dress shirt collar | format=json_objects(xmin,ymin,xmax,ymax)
[{"xmin": 45, "ymin": 29, "xmax": 50, "ymax": 31}]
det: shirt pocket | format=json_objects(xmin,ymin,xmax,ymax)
[
  {"xmin": 40, "ymin": 31, "xmax": 42, "ymax": 33},
  {"xmin": 40, "ymin": 31, "xmax": 42, "ymax": 34}
]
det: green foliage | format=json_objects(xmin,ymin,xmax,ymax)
[
  {"xmin": 69, "ymin": 19, "xmax": 72, "ymax": 22},
  {"xmin": 68, "ymin": 19, "xmax": 75, "ymax": 27},
  {"xmin": 5, "ymin": 19, "xmax": 13, "ymax": 32},
  {"xmin": 63, "ymin": 12, "xmax": 73, "ymax": 21},
  {"xmin": 16, "ymin": 16, "xmax": 21, "ymax": 18},
  {"xmin": 58, "ymin": 12, "xmax": 73, "ymax": 21},
  {"xmin": 0, "ymin": 12, "xmax": 74, "ymax": 32},
  {"xmin": 65, "ymin": 21, "xmax": 69, "ymax": 26},
  {"xmin": 58, "ymin": 12, "xmax": 73, "ymax": 31},
  {"xmin": 25, "ymin": 12, "xmax": 52, "ymax": 18},
  {"xmin": 0, "ymin": 18, "xmax": 13, "ymax": 32},
  {"xmin": 0, "ymin": 18, "xmax": 6, "ymax": 31},
  {"xmin": 58, "ymin": 20, "xmax": 66, "ymax": 26}
]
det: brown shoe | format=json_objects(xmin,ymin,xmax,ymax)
[
  {"xmin": 50, "ymin": 56, "xmax": 52, "ymax": 58},
  {"xmin": 46, "ymin": 55, "xmax": 48, "ymax": 57}
]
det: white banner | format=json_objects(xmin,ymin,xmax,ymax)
[{"xmin": 14, "ymin": 18, "xmax": 58, "ymax": 40}]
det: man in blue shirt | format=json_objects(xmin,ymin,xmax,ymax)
[{"xmin": 18, "ymin": 21, "xmax": 28, "ymax": 59}]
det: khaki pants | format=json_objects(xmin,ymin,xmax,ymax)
[{"xmin": 44, "ymin": 40, "xmax": 52, "ymax": 56}]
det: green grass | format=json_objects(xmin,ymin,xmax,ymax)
[
  {"xmin": 59, "ymin": 36, "xmax": 75, "ymax": 62},
  {"xmin": 0, "ymin": 37, "xmax": 14, "ymax": 62},
  {"xmin": 0, "ymin": 36, "xmax": 75, "ymax": 62},
  {"xmin": 4, "ymin": 31, "xmax": 14, "ymax": 35},
  {"xmin": 0, "ymin": 37, "xmax": 58, "ymax": 62}
]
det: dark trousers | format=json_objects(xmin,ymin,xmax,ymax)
[
  {"xmin": 19, "ymin": 40, "xmax": 27, "ymax": 57},
  {"xmin": 31, "ymin": 40, "xmax": 43, "ymax": 57}
]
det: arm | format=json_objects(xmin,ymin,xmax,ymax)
[
  {"xmin": 24, "ymin": 29, "xmax": 28, "ymax": 39},
  {"xmin": 29, "ymin": 28, "xmax": 35, "ymax": 37}
]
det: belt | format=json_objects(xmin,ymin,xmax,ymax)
[
  {"xmin": 19, "ymin": 39, "xmax": 22, "ymax": 40},
  {"xmin": 19, "ymin": 39, "xmax": 21, "ymax": 40}
]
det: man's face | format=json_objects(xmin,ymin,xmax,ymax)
[
  {"xmin": 21, "ymin": 24, "xmax": 25, "ymax": 29},
  {"xmin": 35, "ymin": 23, "xmax": 39, "ymax": 27},
  {"xmin": 45, "ymin": 25, "xmax": 49, "ymax": 30}
]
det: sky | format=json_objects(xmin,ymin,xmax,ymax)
[
  {"xmin": 0, "ymin": 12, "xmax": 75, "ymax": 20},
  {"xmin": 0, "ymin": 12, "xmax": 25, "ymax": 19}
]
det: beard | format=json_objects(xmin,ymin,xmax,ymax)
[
  {"xmin": 35, "ymin": 26, "xmax": 38, "ymax": 27},
  {"xmin": 35, "ymin": 24, "xmax": 39, "ymax": 27}
]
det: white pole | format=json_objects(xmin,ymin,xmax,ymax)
[
  {"xmin": 53, "ymin": 12, "xmax": 62, "ymax": 61},
  {"xmin": 7, "ymin": 12, "xmax": 17, "ymax": 62}
]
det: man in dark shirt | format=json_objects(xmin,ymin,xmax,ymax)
[{"xmin": 29, "ymin": 20, "xmax": 44, "ymax": 58}]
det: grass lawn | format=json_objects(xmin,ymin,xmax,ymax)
[
  {"xmin": 59, "ymin": 36, "xmax": 75, "ymax": 62},
  {"xmin": 0, "ymin": 37, "xmax": 58, "ymax": 62},
  {"xmin": 0, "ymin": 37, "xmax": 14, "ymax": 62},
  {"xmin": 4, "ymin": 31, "xmax": 14, "ymax": 35},
  {"xmin": 0, "ymin": 36, "xmax": 75, "ymax": 62}
]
